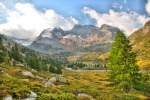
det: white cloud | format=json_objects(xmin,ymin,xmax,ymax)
[
  {"xmin": 146, "ymin": 0, "xmax": 150, "ymax": 15},
  {"xmin": 0, "ymin": 2, "xmax": 6, "ymax": 9},
  {"xmin": 0, "ymin": 3, "xmax": 78, "ymax": 45},
  {"xmin": 83, "ymin": 7, "xmax": 150, "ymax": 36}
]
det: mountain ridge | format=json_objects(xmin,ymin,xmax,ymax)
[
  {"xmin": 129, "ymin": 20, "xmax": 150, "ymax": 70},
  {"xmin": 29, "ymin": 24, "xmax": 119, "ymax": 53}
]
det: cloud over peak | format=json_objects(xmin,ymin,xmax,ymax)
[
  {"xmin": 83, "ymin": 7, "xmax": 150, "ymax": 36},
  {"xmin": 0, "ymin": 2, "xmax": 78, "ymax": 45}
]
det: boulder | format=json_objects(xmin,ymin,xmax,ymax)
[
  {"xmin": 22, "ymin": 71, "xmax": 34, "ymax": 78},
  {"xmin": 2, "ymin": 95, "xmax": 12, "ymax": 100},
  {"xmin": 44, "ymin": 82, "xmax": 55, "ymax": 87},
  {"xmin": 49, "ymin": 77, "xmax": 57, "ymax": 82},
  {"xmin": 30, "ymin": 91, "xmax": 37, "ymax": 98},
  {"xmin": 24, "ymin": 91, "xmax": 37, "ymax": 100},
  {"xmin": 49, "ymin": 76, "xmax": 66, "ymax": 83},
  {"xmin": 78, "ymin": 93, "xmax": 94, "ymax": 100},
  {"xmin": 35, "ymin": 76, "xmax": 46, "ymax": 82}
]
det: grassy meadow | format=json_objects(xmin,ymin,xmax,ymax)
[{"xmin": 0, "ymin": 64, "xmax": 149, "ymax": 100}]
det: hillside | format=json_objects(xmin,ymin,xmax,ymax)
[
  {"xmin": 0, "ymin": 34, "xmax": 67, "ymax": 74},
  {"xmin": 0, "ymin": 64, "xmax": 149, "ymax": 100},
  {"xmin": 129, "ymin": 20, "xmax": 150, "ymax": 71}
]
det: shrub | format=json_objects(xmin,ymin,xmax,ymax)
[
  {"xmin": 37, "ymin": 93, "xmax": 77, "ymax": 100},
  {"xmin": 120, "ymin": 94, "xmax": 141, "ymax": 100},
  {"xmin": 0, "ymin": 76, "xmax": 31, "ymax": 99}
]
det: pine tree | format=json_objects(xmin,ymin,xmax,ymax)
[
  {"xmin": 11, "ymin": 43, "xmax": 23, "ymax": 63},
  {"xmin": 28, "ymin": 55, "xmax": 40, "ymax": 70},
  {"xmin": 108, "ymin": 30, "xmax": 148, "ymax": 93},
  {"xmin": 49, "ymin": 65, "xmax": 56, "ymax": 73},
  {"xmin": 56, "ymin": 66, "xmax": 62, "ymax": 74}
]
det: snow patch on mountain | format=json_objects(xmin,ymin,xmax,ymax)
[
  {"xmin": 63, "ymin": 34, "xmax": 78, "ymax": 39},
  {"xmin": 41, "ymin": 28, "xmax": 53, "ymax": 38}
]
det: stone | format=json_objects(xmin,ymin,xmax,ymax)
[
  {"xmin": 24, "ymin": 91, "xmax": 37, "ymax": 100},
  {"xmin": 48, "ymin": 77, "xmax": 57, "ymax": 83},
  {"xmin": 35, "ymin": 76, "xmax": 46, "ymax": 82},
  {"xmin": 2, "ymin": 95, "xmax": 12, "ymax": 100},
  {"xmin": 78, "ymin": 93, "xmax": 94, "ymax": 100},
  {"xmin": 48, "ymin": 76, "xmax": 66, "ymax": 83},
  {"xmin": 44, "ymin": 82, "xmax": 55, "ymax": 87},
  {"xmin": 30, "ymin": 91, "xmax": 37, "ymax": 98},
  {"xmin": 22, "ymin": 71, "xmax": 34, "ymax": 78}
]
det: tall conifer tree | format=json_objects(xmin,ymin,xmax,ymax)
[{"xmin": 108, "ymin": 30, "xmax": 147, "ymax": 92}]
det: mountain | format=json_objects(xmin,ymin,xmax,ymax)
[
  {"xmin": 29, "ymin": 28, "xmax": 67, "ymax": 53},
  {"xmin": 129, "ymin": 20, "xmax": 150, "ymax": 70},
  {"xmin": 29, "ymin": 24, "xmax": 119, "ymax": 53}
]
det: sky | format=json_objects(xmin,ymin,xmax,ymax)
[{"xmin": 0, "ymin": 0, "xmax": 150, "ymax": 45}]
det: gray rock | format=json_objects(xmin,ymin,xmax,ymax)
[
  {"xmin": 2, "ymin": 95, "xmax": 12, "ymax": 100},
  {"xmin": 22, "ymin": 71, "xmax": 34, "ymax": 78},
  {"xmin": 24, "ymin": 91, "xmax": 37, "ymax": 100},
  {"xmin": 48, "ymin": 77, "xmax": 57, "ymax": 83},
  {"xmin": 78, "ymin": 93, "xmax": 94, "ymax": 100},
  {"xmin": 30, "ymin": 91, "xmax": 37, "ymax": 98},
  {"xmin": 35, "ymin": 76, "xmax": 46, "ymax": 82},
  {"xmin": 44, "ymin": 82, "xmax": 55, "ymax": 87},
  {"xmin": 49, "ymin": 76, "xmax": 66, "ymax": 83}
]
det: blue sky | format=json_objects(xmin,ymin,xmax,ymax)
[
  {"xmin": 1, "ymin": 0, "xmax": 148, "ymax": 24},
  {"xmin": 0, "ymin": 0, "xmax": 150, "ymax": 45},
  {"xmin": 31, "ymin": 0, "xmax": 148, "ymax": 24}
]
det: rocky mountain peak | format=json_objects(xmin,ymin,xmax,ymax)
[
  {"xmin": 71, "ymin": 25, "xmax": 96, "ymax": 31},
  {"xmin": 144, "ymin": 20, "xmax": 150, "ymax": 27},
  {"xmin": 73, "ymin": 24, "xmax": 83, "ymax": 29},
  {"xmin": 142, "ymin": 20, "xmax": 150, "ymax": 34},
  {"xmin": 100, "ymin": 24, "xmax": 115, "ymax": 30},
  {"xmin": 52, "ymin": 27, "xmax": 64, "ymax": 32},
  {"xmin": 39, "ymin": 27, "xmax": 65, "ymax": 39}
]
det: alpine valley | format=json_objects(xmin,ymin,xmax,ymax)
[
  {"xmin": 0, "ymin": 21, "xmax": 150, "ymax": 100},
  {"xmin": 1, "ymin": 21, "xmax": 150, "ymax": 70}
]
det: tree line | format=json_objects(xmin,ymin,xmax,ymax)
[{"xmin": 0, "ymin": 37, "xmax": 62, "ymax": 74}]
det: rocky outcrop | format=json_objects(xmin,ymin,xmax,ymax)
[
  {"xmin": 25, "ymin": 91, "xmax": 37, "ymax": 100},
  {"xmin": 44, "ymin": 82, "xmax": 56, "ymax": 87},
  {"xmin": 48, "ymin": 76, "xmax": 66, "ymax": 83},
  {"xmin": 22, "ymin": 71, "xmax": 34, "ymax": 78},
  {"xmin": 78, "ymin": 93, "xmax": 94, "ymax": 100}
]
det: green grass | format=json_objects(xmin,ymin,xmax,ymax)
[{"xmin": 0, "ymin": 64, "xmax": 149, "ymax": 100}]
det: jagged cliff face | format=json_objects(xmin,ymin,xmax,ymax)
[
  {"xmin": 29, "ymin": 24, "xmax": 119, "ymax": 53},
  {"xmin": 129, "ymin": 20, "xmax": 150, "ymax": 68}
]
